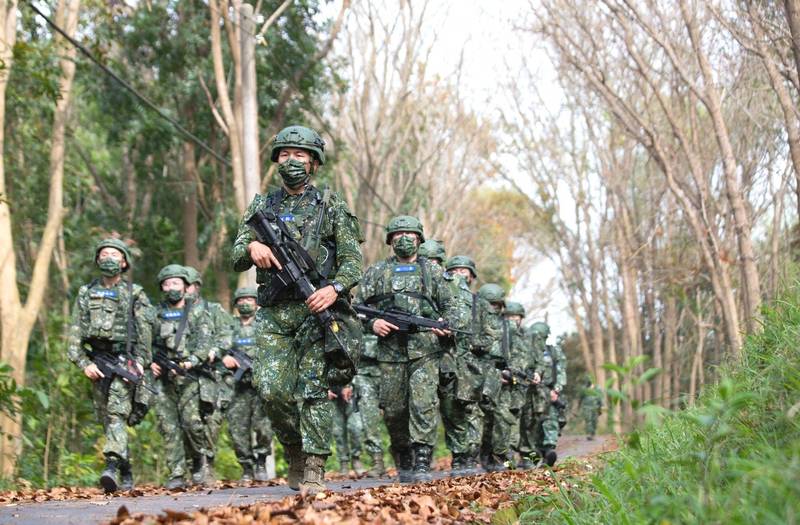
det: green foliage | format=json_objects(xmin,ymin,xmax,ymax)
[{"xmin": 519, "ymin": 289, "xmax": 800, "ymax": 524}]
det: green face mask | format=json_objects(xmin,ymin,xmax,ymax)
[
  {"xmin": 277, "ymin": 158, "xmax": 309, "ymax": 189},
  {"xmin": 98, "ymin": 257, "xmax": 122, "ymax": 277},
  {"xmin": 237, "ymin": 303, "xmax": 256, "ymax": 317},
  {"xmin": 391, "ymin": 236, "xmax": 417, "ymax": 258},
  {"xmin": 163, "ymin": 289, "xmax": 184, "ymax": 305}
]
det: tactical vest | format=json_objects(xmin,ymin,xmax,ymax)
[
  {"xmin": 363, "ymin": 257, "xmax": 437, "ymax": 318},
  {"xmin": 153, "ymin": 304, "xmax": 192, "ymax": 360},
  {"xmin": 84, "ymin": 280, "xmax": 133, "ymax": 344}
]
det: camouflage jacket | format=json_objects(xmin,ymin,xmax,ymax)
[
  {"xmin": 67, "ymin": 278, "xmax": 152, "ymax": 369},
  {"xmin": 447, "ymin": 274, "xmax": 498, "ymax": 355},
  {"xmin": 540, "ymin": 343, "xmax": 567, "ymax": 393},
  {"xmin": 503, "ymin": 319, "xmax": 540, "ymax": 379},
  {"xmin": 356, "ymin": 256, "xmax": 457, "ymax": 362},
  {"xmin": 193, "ymin": 298, "xmax": 234, "ymax": 360},
  {"xmin": 231, "ymin": 185, "xmax": 364, "ymax": 304},
  {"xmin": 580, "ymin": 386, "xmax": 604, "ymax": 410},
  {"xmin": 148, "ymin": 300, "xmax": 213, "ymax": 369}
]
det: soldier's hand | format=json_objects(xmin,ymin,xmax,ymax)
[
  {"xmin": 222, "ymin": 355, "xmax": 240, "ymax": 369},
  {"xmin": 248, "ymin": 241, "xmax": 282, "ymax": 270},
  {"xmin": 150, "ymin": 362, "xmax": 163, "ymax": 377},
  {"xmin": 550, "ymin": 390, "xmax": 559, "ymax": 402},
  {"xmin": 208, "ymin": 350, "xmax": 216, "ymax": 363},
  {"xmin": 373, "ymin": 319, "xmax": 399, "ymax": 337},
  {"xmin": 327, "ymin": 390, "xmax": 338, "ymax": 400},
  {"xmin": 306, "ymin": 285, "xmax": 337, "ymax": 313},
  {"xmin": 341, "ymin": 386, "xmax": 354, "ymax": 402},
  {"xmin": 431, "ymin": 318, "xmax": 451, "ymax": 337},
  {"xmin": 84, "ymin": 363, "xmax": 105, "ymax": 380},
  {"xmin": 180, "ymin": 361, "xmax": 194, "ymax": 371},
  {"xmin": 533, "ymin": 372, "xmax": 541, "ymax": 384}
]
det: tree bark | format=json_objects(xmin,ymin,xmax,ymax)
[{"xmin": 182, "ymin": 141, "xmax": 200, "ymax": 268}]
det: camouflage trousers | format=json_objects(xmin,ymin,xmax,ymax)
[
  {"xmin": 352, "ymin": 361, "xmax": 384, "ymax": 456},
  {"xmin": 379, "ymin": 353, "xmax": 441, "ymax": 453},
  {"xmin": 479, "ymin": 382, "xmax": 516, "ymax": 458},
  {"xmin": 91, "ymin": 376, "xmax": 133, "ymax": 461},
  {"xmin": 508, "ymin": 384, "xmax": 527, "ymax": 452},
  {"xmin": 226, "ymin": 379, "xmax": 273, "ymax": 469},
  {"xmin": 439, "ymin": 350, "xmax": 483, "ymax": 456},
  {"xmin": 332, "ymin": 395, "xmax": 364, "ymax": 462},
  {"xmin": 252, "ymin": 302, "xmax": 332, "ymax": 455},
  {"xmin": 582, "ymin": 407, "xmax": 599, "ymax": 437},
  {"xmin": 533, "ymin": 402, "xmax": 561, "ymax": 449},
  {"xmin": 153, "ymin": 376, "xmax": 216, "ymax": 478}
]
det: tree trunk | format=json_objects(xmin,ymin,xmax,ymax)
[{"xmin": 182, "ymin": 141, "xmax": 200, "ymax": 268}]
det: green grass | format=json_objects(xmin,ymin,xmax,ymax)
[{"xmin": 517, "ymin": 290, "xmax": 800, "ymax": 524}]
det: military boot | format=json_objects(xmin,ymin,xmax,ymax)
[
  {"xmin": 194, "ymin": 455, "xmax": 215, "ymax": 486},
  {"xmin": 241, "ymin": 463, "xmax": 254, "ymax": 482},
  {"xmin": 462, "ymin": 449, "xmax": 481, "ymax": 475},
  {"xmin": 412, "ymin": 444, "xmax": 434, "ymax": 483},
  {"xmin": 490, "ymin": 453, "xmax": 508, "ymax": 472},
  {"xmin": 449, "ymin": 453, "xmax": 466, "ymax": 477},
  {"xmin": 285, "ymin": 445, "xmax": 305, "ymax": 490},
  {"xmin": 119, "ymin": 460, "xmax": 134, "ymax": 491},
  {"xmin": 339, "ymin": 459, "xmax": 350, "ymax": 475},
  {"xmin": 165, "ymin": 476, "xmax": 186, "ymax": 490},
  {"xmin": 298, "ymin": 454, "xmax": 326, "ymax": 494},
  {"xmin": 518, "ymin": 455, "xmax": 535, "ymax": 470},
  {"xmin": 393, "ymin": 447, "xmax": 414, "ymax": 483},
  {"xmin": 366, "ymin": 452, "xmax": 385, "ymax": 478},
  {"xmin": 253, "ymin": 455, "xmax": 268, "ymax": 482},
  {"xmin": 541, "ymin": 446, "xmax": 558, "ymax": 467},
  {"xmin": 99, "ymin": 456, "xmax": 120, "ymax": 493},
  {"xmin": 351, "ymin": 456, "xmax": 366, "ymax": 476}
]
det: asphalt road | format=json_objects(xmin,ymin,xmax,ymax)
[{"xmin": 0, "ymin": 434, "xmax": 612, "ymax": 525}]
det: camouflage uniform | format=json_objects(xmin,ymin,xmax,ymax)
[
  {"xmin": 226, "ymin": 316, "xmax": 273, "ymax": 475},
  {"xmin": 149, "ymin": 296, "xmax": 215, "ymax": 484},
  {"xmin": 352, "ymin": 334, "xmax": 386, "ymax": 476},
  {"xmin": 356, "ymin": 244, "xmax": 456, "ymax": 481},
  {"xmin": 231, "ymin": 183, "xmax": 364, "ymax": 488},
  {"xmin": 67, "ymin": 276, "xmax": 151, "ymax": 484},
  {"xmin": 579, "ymin": 385, "xmax": 603, "ymax": 438},
  {"xmin": 503, "ymin": 315, "xmax": 538, "ymax": 456},
  {"xmin": 330, "ymin": 383, "xmax": 364, "ymax": 471}
]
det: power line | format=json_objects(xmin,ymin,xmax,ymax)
[{"xmin": 26, "ymin": 0, "xmax": 232, "ymax": 167}]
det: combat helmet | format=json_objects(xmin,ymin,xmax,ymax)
[
  {"xmin": 270, "ymin": 125, "xmax": 326, "ymax": 164},
  {"xmin": 477, "ymin": 283, "xmax": 505, "ymax": 304},
  {"xmin": 504, "ymin": 301, "xmax": 525, "ymax": 317},
  {"xmin": 385, "ymin": 215, "xmax": 425, "ymax": 244},
  {"xmin": 184, "ymin": 266, "xmax": 203, "ymax": 286},
  {"xmin": 445, "ymin": 255, "xmax": 478, "ymax": 278},
  {"xmin": 94, "ymin": 238, "xmax": 132, "ymax": 272},
  {"xmin": 157, "ymin": 264, "xmax": 190, "ymax": 284},
  {"xmin": 418, "ymin": 239, "xmax": 446, "ymax": 262},
  {"xmin": 233, "ymin": 287, "xmax": 258, "ymax": 303},
  {"xmin": 528, "ymin": 321, "xmax": 550, "ymax": 338}
]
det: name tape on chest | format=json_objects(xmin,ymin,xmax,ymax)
[
  {"xmin": 90, "ymin": 289, "xmax": 119, "ymax": 299},
  {"xmin": 394, "ymin": 265, "xmax": 418, "ymax": 273},
  {"xmin": 278, "ymin": 213, "xmax": 295, "ymax": 222},
  {"xmin": 161, "ymin": 310, "xmax": 183, "ymax": 320},
  {"xmin": 235, "ymin": 337, "xmax": 255, "ymax": 346}
]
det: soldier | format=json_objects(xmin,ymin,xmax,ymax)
[
  {"xmin": 520, "ymin": 321, "xmax": 566, "ymax": 467},
  {"xmin": 418, "ymin": 239, "xmax": 446, "ymax": 265},
  {"xmin": 502, "ymin": 301, "xmax": 541, "ymax": 466},
  {"xmin": 231, "ymin": 125, "xmax": 364, "ymax": 493},
  {"xmin": 223, "ymin": 287, "xmax": 274, "ymax": 481},
  {"xmin": 439, "ymin": 255, "xmax": 493, "ymax": 476},
  {"xmin": 579, "ymin": 379, "xmax": 603, "ymax": 440},
  {"xmin": 555, "ymin": 334, "xmax": 569, "ymax": 435},
  {"xmin": 67, "ymin": 238, "xmax": 151, "ymax": 493},
  {"xmin": 329, "ymin": 383, "xmax": 366, "ymax": 475},
  {"xmin": 352, "ymin": 333, "xmax": 387, "ymax": 478},
  {"xmin": 149, "ymin": 264, "xmax": 215, "ymax": 489},
  {"xmin": 183, "ymin": 266, "xmax": 234, "ymax": 483},
  {"xmin": 475, "ymin": 283, "xmax": 514, "ymax": 472},
  {"xmin": 355, "ymin": 215, "xmax": 456, "ymax": 482}
]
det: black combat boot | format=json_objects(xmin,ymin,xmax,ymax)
[
  {"xmin": 393, "ymin": 447, "xmax": 414, "ymax": 483},
  {"xmin": 449, "ymin": 453, "xmax": 466, "ymax": 476},
  {"xmin": 518, "ymin": 455, "xmax": 535, "ymax": 470},
  {"xmin": 490, "ymin": 453, "xmax": 508, "ymax": 472},
  {"xmin": 119, "ymin": 459, "xmax": 134, "ymax": 491},
  {"xmin": 165, "ymin": 476, "xmax": 185, "ymax": 490},
  {"xmin": 99, "ymin": 456, "xmax": 120, "ymax": 493},
  {"xmin": 412, "ymin": 444, "xmax": 434, "ymax": 483},
  {"xmin": 462, "ymin": 448, "xmax": 481, "ymax": 475},
  {"xmin": 241, "ymin": 463, "xmax": 254, "ymax": 482},
  {"xmin": 253, "ymin": 454, "xmax": 268, "ymax": 482},
  {"xmin": 366, "ymin": 452, "xmax": 385, "ymax": 478},
  {"xmin": 540, "ymin": 446, "xmax": 557, "ymax": 467}
]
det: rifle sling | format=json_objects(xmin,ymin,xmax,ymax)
[{"xmin": 173, "ymin": 300, "xmax": 193, "ymax": 353}]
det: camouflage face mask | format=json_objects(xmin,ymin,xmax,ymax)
[
  {"xmin": 237, "ymin": 303, "xmax": 256, "ymax": 317},
  {"xmin": 277, "ymin": 158, "xmax": 309, "ymax": 189},
  {"xmin": 97, "ymin": 257, "xmax": 122, "ymax": 277},
  {"xmin": 163, "ymin": 289, "xmax": 184, "ymax": 304},
  {"xmin": 391, "ymin": 235, "xmax": 417, "ymax": 258}
]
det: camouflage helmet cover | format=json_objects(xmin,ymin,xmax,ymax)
[
  {"xmin": 504, "ymin": 301, "xmax": 525, "ymax": 317},
  {"xmin": 95, "ymin": 238, "xmax": 132, "ymax": 272},
  {"xmin": 418, "ymin": 239, "xmax": 446, "ymax": 261},
  {"xmin": 157, "ymin": 264, "xmax": 190, "ymax": 284},
  {"xmin": 385, "ymin": 215, "xmax": 425, "ymax": 244},
  {"xmin": 233, "ymin": 287, "xmax": 258, "ymax": 302},
  {"xmin": 445, "ymin": 255, "xmax": 478, "ymax": 278},
  {"xmin": 183, "ymin": 266, "xmax": 203, "ymax": 286},
  {"xmin": 477, "ymin": 283, "xmax": 505, "ymax": 303},
  {"xmin": 528, "ymin": 321, "xmax": 551, "ymax": 337},
  {"xmin": 270, "ymin": 125, "xmax": 326, "ymax": 165}
]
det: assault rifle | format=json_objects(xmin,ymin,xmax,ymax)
[
  {"xmin": 353, "ymin": 304, "xmax": 469, "ymax": 335},
  {"xmin": 153, "ymin": 348, "xmax": 187, "ymax": 377},
  {"xmin": 88, "ymin": 350, "xmax": 155, "ymax": 394},
  {"xmin": 246, "ymin": 209, "xmax": 347, "ymax": 350},
  {"xmin": 501, "ymin": 367, "xmax": 537, "ymax": 386},
  {"xmin": 228, "ymin": 347, "xmax": 253, "ymax": 382}
]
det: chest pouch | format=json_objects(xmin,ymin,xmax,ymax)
[{"xmin": 88, "ymin": 289, "xmax": 120, "ymax": 339}]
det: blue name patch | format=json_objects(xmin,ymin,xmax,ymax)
[
  {"xmin": 161, "ymin": 310, "xmax": 183, "ymax": 320},
  {"xmin": 90, "ymin": 290, "xmax": 118, "ymax": 299},
  {"xmin": 394, "ymin": 265, "xmax": 417, "ymax": 273},
  {"xmin": 235, "ymin": 338, "xmax": 255, "ymax": 346},
  {"xmin": 279, "ymin": 214, "xmax": 295, "ymax": 222}
]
